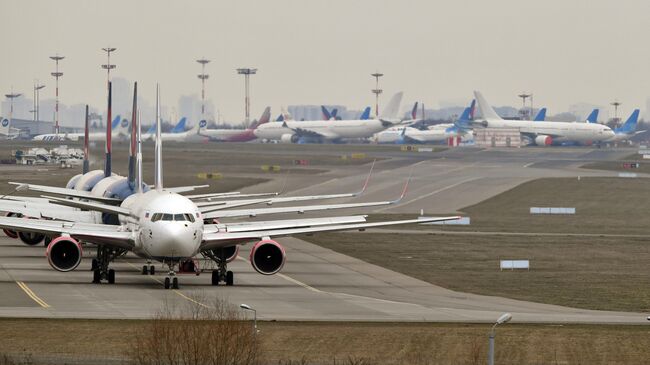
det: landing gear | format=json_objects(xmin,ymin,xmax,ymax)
[
  {"xmin": 225, "ymin": 270, "xmax": 234, "ymax": 286},
  {"xmin": 203, "ymin": 249, "xmax": 235, "ymax": 286},
  {"xmin": 172, "ymin": 277, "xmax": 179, "ymax": 289},
  {"xmin": 141, "ymin": 263, "xmax": 156, "ymax": 275},
  {"xmin": 91, "ymin": 245, "xmax": 126, "ymax": 284},
  {"xmin": 164, "ymin": 277, "xmax": 170, "ymax": 289},
  {"xmin": 163, "ymin": 263, "xmax": 179, "ymax": 289}
]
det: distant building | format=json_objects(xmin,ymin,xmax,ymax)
[{"xmin": 0, "ymin": 117, "xmax": 79, "ymax": 138}]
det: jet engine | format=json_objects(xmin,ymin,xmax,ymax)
[
  {"xmin": 46, "ymin": 237, "xmax": 82, "ymax": 272},
  {"xmin": 535, "ymin": 135, "xmax": 552, "ymax": 146},
  {"xmin": 18, "ymin": 231, "xmax": 45, "ymax": 246},
  {"xmin": 280, "ymin": 134, "xmax": 299, "ymax": 144},
  {"xmin": 205, "ymin": 246, "xmax": 239, "ymax": 263},
  {"xmin": 249, "ymin": 239, "xmax": 285, "ymax": 275},
  {"xmin": 2, "ymin": 212, "xmax": 18, "ymax": 239}
]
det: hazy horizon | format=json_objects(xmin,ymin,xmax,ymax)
[{"xmin": 1, "ymin": 0, "xmax": 648, "ymax": 123}]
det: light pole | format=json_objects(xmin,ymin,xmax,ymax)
[
  {"xmin": 611, "ymin": 100, "xmax": 622, "ymax": 127},
  {"xmin": 33, "ymin": 83, "xmax": 45, "ymax": 122},
  {"xmin": 5, "ymin": 92, "xmax": 22, "ymax": 126},
  {"xmin": 518, "ymin": 93, "xmax": 531, "ymax": 120},
  {"xmin": 101, "ymin": 47, "xmax": 117, "ymax": 87},
  {"xmin": 197, "ymin": 59, "xmax": 210, "ymax": 120},
  {"xmin": 237, "ymin": 68, "xmax": 257, "ymax": 124},
  {"xmin": 488, "ymin": 313, "xmax": 512, "ymax": 365},
  {"xmin": 371, "ymin": 72, "xmax": 383, "ymax": 118},
  {"xmin": 50, "ymin": 54, "xmax": 64, "ymax": 136},
  {"xmin": 240, "ymin": 303, "xmax": 258, "ymax": 350}
]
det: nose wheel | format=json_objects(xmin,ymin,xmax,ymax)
[
  {"xmin": 141, "ymin": 264, "xmax": 155, "ymax": 275},
  {"xmin": 163, "ymin": 263, "xmax": 180, "ymax": 289}
]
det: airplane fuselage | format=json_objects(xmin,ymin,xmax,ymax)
[
  {"xmin": 255, "ymin": 119, "xmax": 394, "ymax": 141},
  {"xmin": 481, "ymin": 119, "xmax": 614, "ymax": 143}
]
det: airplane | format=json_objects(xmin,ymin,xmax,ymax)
[
  {"xmin": 532, "ymin": 108, "xmax": 547, "ymax": 121},
  {"xmin": 199, "ymin": 107, "xmax": 271, "ymax": 142},
  {"xmin": 375, "ymin": 100, "xmax": 476, "ymax": 144},
  {"xmin": 605, "ymin": 109, "xmax": 641, "ymax": 143},
  {"xmin": 0, "ymin": 117, "xmax": 20, "ymax": 139},
  {"xmin": 359, "ymin": 107, "xmax": 371, "ymax": 120},
  {"xmin": 142, "ymin": 117, "xmax": 188, "ymax": 141},
  {"xmin": 32, "ymin": 115, "xmax": 123, "ymax": 142},
  {"xmin": 473, "ymin": 91, "xmax": 614, "ymax": 146},
  {"xmin": 254, "ymin": 92, "xmax": 405, "ymax": 143},
  {"xmin": 0, "ymin": 84, "xmax": 460, "ymax": 289}
]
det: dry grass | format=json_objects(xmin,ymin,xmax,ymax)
[{"xmin": 0, "ymin": 320, "xmax": 650, "ymax": 365}]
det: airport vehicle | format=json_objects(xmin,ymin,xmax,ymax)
[
  {"xmin": 473, "ymin": 91, "xmax": 615, "ymax": 146},
  {"xmin": 199, "ymin": 107, "xmax": 271, "ymax": 142},
  {"xmin": 254, "ymin": 92, "xmax": 404, "ymax": 143},
  {"xmin": 0, "ymin": 85, "xmax": 459, "ymax": 289}
]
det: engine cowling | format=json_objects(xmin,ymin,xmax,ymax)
[
  {"xmin": 46, "ymin": 237, "xmax": 82, "ymax": 272},
  {"xmin": 280, "ymin": 133, "xmax": 298, "ymax": 144},
  {"xmin": 249, "ymin": 239, "xmax": 286, "ymax": 275},
  {"xmin": 534, "ymin": 135, "xmax": 552, "ymax": 146},
  {"xmin": 19, "ymin": 231, "xmax": 45, "ymax": 246},
  {"xmin": 3, "ymin": 212, "xmax": 19, "ymax": 239}
]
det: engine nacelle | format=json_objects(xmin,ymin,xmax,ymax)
[
  {"xmin": 280, "ymin": 133, "xmax": 298, "ymax": 144},
  {"xmin": 3, "ymin": 212, "xmax": 19, "ymax": 239},
  {"xmin": 18, "ymin": 230, "xmax": 45, "ymax": 246},
  {"xmin": 249, "ymin": 239, "xmax": 285, "ymax": 275},
  {"xmin": 535, "ymin": 135, "xmax": 552, "ymax": 146},
  {"xmin": 46, "ymin": 237, "xmax": 82, "ymax": 272}
]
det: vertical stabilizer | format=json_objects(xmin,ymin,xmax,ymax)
[
  {"xmin": 617, "ymin": 109, "xmax": 640, "ymax": 133},
  {"xmin": 379, "ymin": 92, "xmax": 404, "ymax": 119},
  {"xmin": 83, "ymin": 105, "xmax": 89, "ymax": 174},
  {"xmin": 411, "ymin": 102, "xmax": 418, "ymax": 120},
  {"xmin": 104, "ymin": 82, "xmax": 113, "ymax": 177},
  {"xmin": 154, "ymin": 84, "xmax": 163, "ymax": 191},
  {"xmin": 533, "ymin": 108, "xmax": 547, "ymax": 122},
  {"xmin": 250, "ymin": 107, "xmax": 271, "ymax": 129},
  {"xmin": 128, "ymin": 82, "xmax": 138, "ymax": 189},
  {"xmin": 473, "ymin": 91, "xmax": 503, "ymax": 121},
  {"xmin": 586, "ymin": 109, "xmax": 599, "ymax": 123},
  {"xmin": 360, "ymin": 107, "xmax": 371, "ymax": 120}
]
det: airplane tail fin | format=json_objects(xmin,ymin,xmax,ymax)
[
  {"xmin": 379, "ymin": 92, "xmax": 404, "ymax": 120},
  {"xmin": 171, "ymin": 117, "xmax": 187, "ymax": 133},
  {"xmin": 321, "ymin": 106, "xmax": 332, "ymax": 120},
  {"xmin": 533, "ymin": 108, "xmax": 547, "ymax": 122},
  {"xmin": 411, "ymin": 102, "xmax": 419, "ymax": 120},
  {"xmin": 586, "ymin": 109, "xmax": 599, "ymax": 123},
  {"xmin": 454, "ymin": 99, "xmax": 476, "ymax": 131},
  {"xmin": 83, "ymin": 105, "xmax": 89, "ymax": 174},
  {"xmin": 0, "ymin": 116, "xmax": 9, "ymax": 136},
  {"xmin": 111, "ymin": 115, "xmax": 121, "ymax": 129},
  {"xmin": 154, "ymin": 84, "xmax": 163, "ymax": 191},
  {"xmin": 617, "ymin": 109, "xmax": 640, "ymax": 133},
  {"xmin": 331, "ymin": 108, "xmax": 339, "ymax": 120},
  {"xmin": 360, "ymin": 107, "xmax": 371, "ymax": 120},
  {"xmin": 104, "ymin": 82, "xmax": 113, "ymax": 178},
  {"xmin": 276, "ymin": 114, "xmax": 284, "ymax": 122},
  {"xmin": 128, "ymin": 82, "xmax": 138, "ymax": 189},
  {"xmin": 473, "ymin": 91, "xmax": 503, "ymax": 120},
  {"xmin": 250, "ymin": 107, "xmax": 271, "ymax": 129}
]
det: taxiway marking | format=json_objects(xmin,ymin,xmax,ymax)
[{"xmin": 16, "ymin": 281, "xmax": 50, "ymax": 308}]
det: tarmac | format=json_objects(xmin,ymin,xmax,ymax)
[{"xmin": 0, "ymin": 145, "xmax": 647, "ymax": 323}]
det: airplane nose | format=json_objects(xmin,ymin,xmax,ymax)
[{"xmin": 151, "ymin": 223, "xmax": 199, "ymax": 258}]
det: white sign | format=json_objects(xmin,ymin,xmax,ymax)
[
  {"xmin": 500, "ymin": 260, "xmax": 530, "ymax": 270},
  {"xmin": 618, "ymin": 172, "xmax": 637, "ymax": 178},
  {"xmin": 530, "ymin": 207, "xmax": 576, "ymax": 215}
]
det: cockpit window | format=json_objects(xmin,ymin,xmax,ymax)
[
  {"xmin": 174, "ymin": 213, "xmax": 185, "ymax": 221},
  {"xmin": 184, "ymin": 213, "xmax": 195, "ymax": 223},
  {"xmin": 151, "ymin": 213, "xmax": 196, "ymax": 222},
  {"xmin": 162, "ymin": 213, "xmax": 173, "ymax": 221},
  {"xmin": 151, "ymin": 213, "xmax": 162, "ymax": 222}
]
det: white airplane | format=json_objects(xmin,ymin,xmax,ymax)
[
  {"xmin": 473, "ymin": 91, "xmax": 614, "ymax": 146},
  {"xmin": 199, "ymin": 107, "xmax": 271, "ymax": 142},
  {"xmin": 0, "ymin": 117, "xmax": 20, "ymax": 139},
  {"xmin": 254, "ymin": 92, "xmax": 405, "ymax": 143},
  {"xmin": 0, "ymin": 84, "xmax": 459, "ymax": 289}
]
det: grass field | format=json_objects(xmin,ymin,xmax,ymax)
[
  {"xmin": 305, "ymin": 176, "xmax": 650, "ymax": 312},
  {"xmin": 0, "ymin": 319, "xmax": 649, "ymax": 365},
  {"xmin": 582, "ymin": 153, "xmax": 650, "ymax": 173}
]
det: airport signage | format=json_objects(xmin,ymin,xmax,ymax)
[
  {"xmin": 638, "ymin": 149, "xmax": 650, "ymax": 155},
  {"xmin": 500, "ymin": 260, "xmax": 530, "ymax": 271},
  {"xmin": 530, "ymin": 207, "xmax": 575, "ymax": 215}
]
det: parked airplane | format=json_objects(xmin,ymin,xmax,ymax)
[
  {"xmin": 199, "ymin": 107, "xmax": 271, "ymax": 142},
  {"xmin": 0, "ymin": 117, "xmax": 20, "ymax": 139},
  {"xmin": 255, "ymin": 92, "xmax": 404, "ymax": 143},
  {"xmin": 0, "ymin": 85, "xmax": 459, "ymax": 288},
  {"xmin": 473, "ymin": 91, "xmax": 614, "ymax": 146},
  {"xmin": 32, "ymin": 115, "xmax": 123, "ymax": 142},
  {"xmin": 142, "ymin": 117, "xmax": 188, "ymax": 141},
  {"xmin": 606, "ymin": 109, "xmax": 641, "ymax": 143}
]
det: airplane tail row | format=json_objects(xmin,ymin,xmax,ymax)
[{"xmin": 616, "ymin": 109, "xmax": 640, "ymax": 134}]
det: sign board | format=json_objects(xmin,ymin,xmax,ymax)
[
  {"xmin": 500, "ymin": 260, "xmax": 530, "ymax": 270},
  {"xmin": 643, "ymin": 155, "xmax": 650, "ymax": 160},
  {"xmin": 418, "ymin": 216, "xmax": 470, "ymax": 225},
  {"xmin": 638, "ymin": 149, "xmax": 650, "ymax": 155},
  {"xmin": 618, "ymin": 172, "xmax": 637, "ymax": 178},
  {"xmin": 530, "ymin": 207, "xmax": 575, "ymax": 215},
  {"xmin": 418, "ymin": 147, "xmax": 433, "ymax": 152}
]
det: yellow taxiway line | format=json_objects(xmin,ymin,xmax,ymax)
[{"xmin": 16, "ymin": 281, "xmax": 50, "ymax": 308}]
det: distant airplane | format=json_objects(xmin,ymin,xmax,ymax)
[
  {"xmin": 142, "ymin": 117, "xmax": 188, "ymax": 141},
  {"xmin": 473, "ymin": 91, "xmax": 614, "ymax": 146},
  {"xmin": 32, "ymin": 115, "xmax": 123, "ymax": 142},
  {"xmin": 606, "ymin": 109, "xmax": 642, "ymax": 143},
  {"xmin": 255, "ymin": 92, "xmax": 405, "ymax": 143},
  {"xmin": 199, "ymin": 107, "xmax": 272, "ymax": 142}
]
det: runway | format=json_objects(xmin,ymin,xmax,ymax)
[{"xmin": 0, "ymin": 146, "xmax": 645, "ymax": 323}]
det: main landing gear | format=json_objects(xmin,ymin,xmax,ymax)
[
  {"xmin": 210, "ymin": 260, "xmax": 234, "ymax": 286},
  {"xmin": 141, "ymin": 262, "xmax": 156, "ymax": 275},
  {"xmin": 91, "ymin": 245, "xmax": 126, "ymax": 284}
]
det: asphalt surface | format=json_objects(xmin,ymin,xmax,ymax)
[{"xmin": 0, "ymin": 145, "xmax": 646, "ymax": 323}]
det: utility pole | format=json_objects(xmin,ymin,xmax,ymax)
[
  {"xmin": 611, "ymin": 100, "xmax": 622, "ymax": 127},
  {"xmin": 371, "ymin": 72, "xmax": 383, "ymax": 118},
  {"xmin": 5, "ymin": 91, "xmax": 22, "ymax": 126},
  {"xmin": 518, "ymin": 92, "xmax": 531, "ymax": 120},
  {"xmin": 50, "ymin": 54, "xmax": 64, "ymax": 136},
  {"xmin": 35, "ymin": 84, "xmax": 45, "ymax": 122},
  {"xmin": 237, "ymin": 68, "xmax": 257, "ymax": 124},
  {"xmin": 197, "ymin": 59, "xmax": 210, "ymax": 120},
  {"xmin": 101, "ymin": 47, "xmax": 117, "ymax": 88}
]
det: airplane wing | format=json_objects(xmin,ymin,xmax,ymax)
[
  {"xmin": 203, "ymin": 215, "xmax": 368, "ymax": 234},
  {"xmin": 9, "ymin": 182, "xmax": 122, "ymax": 204},
  {"xmin": 0, "ymin": 217, "xmax": 134, "ymax": 249},
  {"xmin": 164, "ymin": 185, "xmax": 209, "ymax": 193},
  {"xmin": 200, "ymin": 215, "xmax": 461, "ymax": 250},
  {"xmin": 42, "ymin": 196, "xmax": 134, "ymax": 217},
  {"xmin": 0, "ymin": 199, "xmax": 99, "ymax": 223}
]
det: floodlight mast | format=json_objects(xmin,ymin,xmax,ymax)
[
  {"xmin": 50, "ymin": 54, "xmax": 64, "ymax": 136},
  {"xmin": 237, "ymin": 68, "xmax": 257, "ymax": 124},
  {"xmin": 197, "ymin": 58, "xmax": 210, "ymax": 119},
  {"xmin": 371, "ymin": 72, "xmax": 383, "ymax": 118},
  {"xmin": 611, "ymin": 100, "xmax": 622, "ymax": 127},
  {"xmin": 101, "ymin": 47, "xmax": 117, "ymax": 88},
  {"xmin": 518, "ymin": 92, "xmax": 531, "ymax": 120}
]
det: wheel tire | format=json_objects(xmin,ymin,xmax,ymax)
[
  {"xmin": 211, "ymin": 270, "xmax": 219, "ymax": 286},
  {"xmin": 225, "ymin": 271, "xmax": 234, "ymax": 286},
  {"xmin": 91, "ymin": 259, "xmax": 98, "ymax": 271},
  {"xmin": 107, "ymin": 269, "xmax": 115, "ymax": 284},
  {"xmin": 142, "ymin": 265, "xmax": 148, "ymax": 275},
  {"xmin": 172, "ymin": 277, "xmax": 179, "ymax": 289},
  {"xmin": 92, "ymin": 269, "xmax": 101, "ymax": 284},
  {"xmin": 164, "ymin": 277, "xmax": 170, "ymax": 289},
  {"xmin": 149, "ymin": 265, "xmax": 155, "ymax": 275}
]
